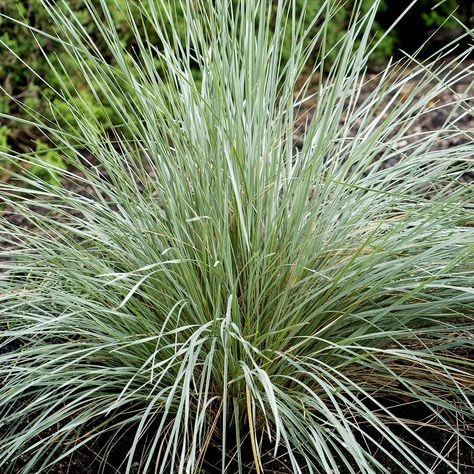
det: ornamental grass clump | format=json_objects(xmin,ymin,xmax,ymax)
[{"xmin": 0, "ymin": 1, "xmax": 473, "ymax": 472}]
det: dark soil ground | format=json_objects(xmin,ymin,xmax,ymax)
[
  {"xmin": 201, "ymin": 400, "xmax": 474, "ymax": 473},
  {"xmin": 1, "ymin": 61, "xmax": 473, "ymax": 473},
  {"xmin": 1, "ymin": 394, "xmax": 472, "ymax": 474},
  {"xmin": 2, "ymin": 403, "xmax": 471, "ymax": 473}
]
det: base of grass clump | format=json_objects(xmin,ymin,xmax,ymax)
[{"xmin": 4, "ymin": 406, "xmax": 472, "ymax": 473}]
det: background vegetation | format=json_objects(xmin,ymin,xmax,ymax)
[{"xmin": 0, "ymin": 0, "xmax": 471, "ymax": 185}]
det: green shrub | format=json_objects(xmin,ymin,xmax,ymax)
[
  {"xmin": 420, "ymin": 0, "xmax": 460, "ymax": 28},
  {"xmin": 28, "ymin": 141, "xmax": 66, "ymax": 186},
  {"xmin": 0, "ymin": 125, "xmax": 9, "ymax": 152},
  {"xmin": 0, "ymin": 0, "xmax": 181, "ymax": 181},
  {"xmin": 0, "ymin": 1, "xmax": 473, "ymax": 472},
  {"xmin": 0, "ymin": 125, "xmax": 10, "ymax": 181}
]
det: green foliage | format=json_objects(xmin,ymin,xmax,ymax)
[
  {"xmin": 0, "ymin": 1, "xmax": 472, "ymax": 473},
  {"xmin": 276, "ymin": 0, "xmax": 395, "ymax": 67},
  {"xmin": 0, "ymin": 126, "xmax": 9, "ymax": 151},
  {"xmin": 421, "ymin": 0, "xmax": 459, "ymax": 28},
  {"xmin": 0, "ymin": 1, "xmax": 89, "ymax": 181},
  {"xmin": 29, "ymin": 141, "xmax": 66, "ymax": 186},
  {"xmin": 0, "ymin": 0, "xmax": 179, "ymax": 179},
  {"xmin": 0, "ymin": 126, "xmax": 11, "ymax": 183}
]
